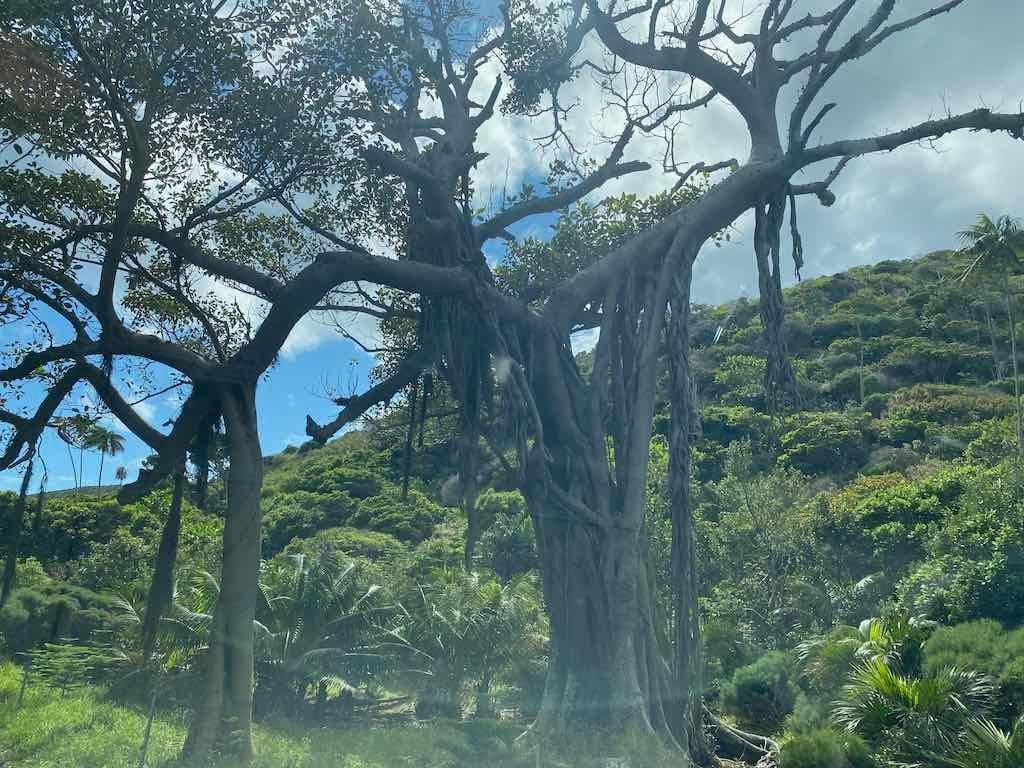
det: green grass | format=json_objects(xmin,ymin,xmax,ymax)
[
  {"xmin": 0, "ymin": 663, "xmax": 536, "ymax": 767},
  {"xmin": 0, "ymin": 663, "xmax": 689, "ymax": 767}
]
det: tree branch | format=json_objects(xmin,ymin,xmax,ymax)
[
  {"xmin": 800, "ymin": 108, "xmax": 1024, "ymax": 166},
  {"xmin": 306, "ymin": 346, "xmax": 434, "ymax": 443},
  {"xmin": 475, "ymin": 129, "xmax": 649, "ymax": 242}
]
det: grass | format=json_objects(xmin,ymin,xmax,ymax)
[
  {"xmin": 0, "ymin": 663, "xmax": 692, "ymax": 767},
  {"xmin": 0, "ymin": 663, "xmax": 539, "ymax": 768}
]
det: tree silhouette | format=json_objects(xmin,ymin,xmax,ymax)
[
  {"xmin": 959, "ymin": 215, "xmax": 1024, "ymax": 460},
  {"xmin": 86, "ymin": 426, "xmax": 125, "ymax": 489}
]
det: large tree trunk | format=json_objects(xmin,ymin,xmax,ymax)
[
  {"xmin": 1, "ymin": 453, "xmax": 33, "ymax": 608},
  {"xmin": 183, "ymin": 383, "xmax": 262, "ymax": 761},
  {"xmin": 531, "ymin": 501, "xmax": 679, "ymax": 745},
  {"xmin": 667, "ymin": 265, "xmax": 712, "ymax": 764},
  {"xmin": 521, "ymin": 254, "xmax": 695, "ymax": 761},
  {"xmin": 141, "ymin": 471, "xmax": 185, "ymax": 658}
]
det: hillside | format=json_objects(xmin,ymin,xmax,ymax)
[{"xmin": 4, "ymin": 247, "xmax": 1024, "ymax": 766}]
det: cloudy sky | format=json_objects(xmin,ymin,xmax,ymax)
[{"xmin": 3, "ymin": 0, "xmax": 1024, "ymax": 492}]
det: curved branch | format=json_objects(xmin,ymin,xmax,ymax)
[
  {"xmin": 0, "ymin": 366, "xmax": 83, "ymax": 470},
  {"xmin": 475, "ymin": 128, "xmax": 649, "ymax": 241},
  {"xmin": 0, "ymin": 340, "xmax": 100, "ymax": 382},
  {"xmin": 306, "ymin": 346, "xmax": 434, "ymax": 443},
  {"xmin": 800, "ymin": 108, "xmax": 1024, "ymax": 166},
  {"xmin": 79, "ymin": 363, "xmax": 167, "ymax": 450}
]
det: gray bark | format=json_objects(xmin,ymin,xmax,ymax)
[
  {"xmin": 668, "ymin": 263, "xmax": 711, "ymax": 763},
  {"xmin": 1, "ymin": 453, "xmax": 33, "ymax": 607},
  {"xmin": 141, "ymin": 471, "xmax": 185, "ymax": 658},
  {"xmin": 183, "ymin": 383, "xmax": 262, "ymax": 760}
]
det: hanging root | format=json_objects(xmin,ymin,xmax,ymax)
[{"xmin": 705, "ymin": 708, "xmax": 778, "ymax": 761}]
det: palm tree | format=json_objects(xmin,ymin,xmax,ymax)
[
  {"xmin": 115, "ymin": 465, "xmax": 127, "ymax": 486},
  {"xmin": 54, "ymin": 414, "xmax": 92, "ymax": 491},
  {"xmin": 959, "ymin": 214, "xmax": 1024, "ymax": 459},
  {"xmin": 254, "ymin": 547, "xmax": 397, "ymax": 718},
  {"xmin": 833, "ymin": 656, "xmax": 995, "ymax": 764},
  {"xmin": 943, "ymin": 716, "xmax": 1024, "ymax": 768},
  {"xmin": 86, "ymin": 426, "xmax": 126, "ymax": 488}
]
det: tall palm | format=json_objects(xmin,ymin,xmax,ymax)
[
  {"xmin": 115, "ymin": 465, "xmax": 128, "ymax": 486},
  {"xmin": 959, "ymin": 214, "xmax": 1024, "ymax": 459},
  {"xmin": 87, "ymin": 426, "xmax": 126, "ymax": 488},
  {"xmin": 55, "ymin": 414, "xmax": 92, "ymax": 491}
]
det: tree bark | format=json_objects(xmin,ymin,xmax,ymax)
[
  {"xmin": 985, "ymin": 302, "xmax": 1002, "ymax": 380},
  {"xmin": 1, "ymin": 453, "xmax": 33, "ymax": 608},
  {"xmin": 754, "ymin": 193, "xmax": 799, "ymax": 411},
  {"xmin": 183, "ymin": 383, "xmax": 262, "ymax": 761},
  {"xmin": 667, "ymin": 264, "xmax": 712, "ymax": 764},
  {"xmin": 1007, "ymin": 292, "xmax": 1023, "ymax": 462},
  {"xmin": 522, "ymin": 263, "xmax": 693, "ymax": 761},
  {"xmin": 141, "ymin": 471, "xmax": 185, "ymax": 658}
]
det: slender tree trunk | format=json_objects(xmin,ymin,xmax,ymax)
[
  {"xmin": 667, "ymin": 268, "xmax": 712, "ymax": 764},
  {"xmin": 1007, "ymin": 292, "xmax": 1023, "ymax": 462},
  {"xmin": 985, "ymin": 302, "xmax": 1002, "ymax": 380},
  {"xmin": 67, "ymin": 443, "xmax": 78, "ymax": 491},
  {"xmin": 856, "ymin": 319, "xmax": 865, "ymax": 405},
  {"xmin": 754, "ymin": 193, "xmax": 799, "ymax": 411},
  {"xmin": 141, "ymin": 471, "xmax": 185, "ymax": 658},
  {"xmin": 183, "ymin": 382, "xmax": 262, "ymax": 761},
  {"xmin": 97, "ymin": 450, "xmax": 105, "ymax": 489},
  {"xmin": 1, "ymin": 453, "xmax": 33, "ymax": 607}
]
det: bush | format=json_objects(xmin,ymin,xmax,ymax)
[
  {"xmin": 887, "ymin": 384, "xmax": 1014, "ymax": 425},
  {"xmin": 897, "ymin": 465, "xmax": 1024, "ymax": 626},
  {"xmin": 862, "ymin": 392, "xmax": 890, "ymax": 418},
  {"xmin": 720, "ymin": 651, "xmax": 798, "ymax": 732},
  {"xmin": 924, "ymin": 620, "xmax": 1024, "ymax": 724},
  {"xmin": 350, "ymin": 488, "xmax": 444, "ymax": 542},
  {"xmin": 0, "ymin": 582, "xmax": 131, "ymax": 654},
  {"xmin": 779, "ymin": 411, "xmax": 871, "ymax": 475},
  {"xmin": 700, "ymin": 405, "xmax": 774, "ymax": 446},
  {"xmin": 780, "ymin": 729, "xmax": 877, "ymax": 768},
  {"xmin": 282, "ymin": 526, "xmax": 407, "ymax": 562}
]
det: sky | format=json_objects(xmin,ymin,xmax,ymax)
[{"xmin": 3, "ymin": 0, "xmax": 1024, "ymax": 492}]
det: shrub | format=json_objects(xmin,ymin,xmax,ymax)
[
  {"xmin": 779, "ymin": 729, "xmax": 876, "ymax": 768},
  {"xmin": 924, "ymin": 620, "xmax": 1024, "ymax": 724},
  {"xmin": 282, "ymin": 526, "xmax": 407, "ymax": 562},
  {"xmin": 350, "ymin": 488, "xmax": 444, "ymax": 543},
  {"xmin": 700, "ymin": 405, "xmax": 773, "ymax": 446},
  {"xmin": 879, "ymin": 340, "xmax": 991, "ymax": 384},
  {"xmin": 862, "ymin": 392, "xmax": 890, "ymax": 418},
  {"xmin": 720, "ymin": 651, "xmax": 798, "ymax": 732},
  {"xmin": 897, "ymin": 465, "xmax": 1024, "ymax": 626},
  {"xmin": 886, "ymin": 384, "xmax": 1014, "ymax": 425},
  {"xmin": 779, "ymin": 411, "xmax": 871, "ymax": 475},
  {"xmin": 0, "ymin": 582, "xmax": 131, "ymax": 653},
  {"xmin": 784, "ymin": 733, "xmax": 845, "ymax": 768}
]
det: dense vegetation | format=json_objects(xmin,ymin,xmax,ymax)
[
  {"xmin": 5, "ymin": 244, "xmax": 1024, "ymax": 766},
  {"xmin": 4, "ymin": 0, "xmax": 1024, "ymax": 765}
]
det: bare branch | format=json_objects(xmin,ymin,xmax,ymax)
[
  {"xmin": 475, "ymin": 128, "xmax": 649, "ymax": 241},
  {"xmin": 800, "ymin": 108, "xmax": 1024, "ymax": 166},
  {"xmin": 306, "ymin": 346, "xmax": 434, "ymax": 443}
]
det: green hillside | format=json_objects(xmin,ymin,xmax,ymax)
[{"xmin": 4, "ymin": 248, "xmax": 1024, "ymax": 767}]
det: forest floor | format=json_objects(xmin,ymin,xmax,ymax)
[{"xmin": 0, "ymin": 664, "xmax": 707, "ymax": 768}]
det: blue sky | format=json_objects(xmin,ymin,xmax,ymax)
[{"xmin": 3, "ymin": 0, "xmax": 1024, "ymax": 492}]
